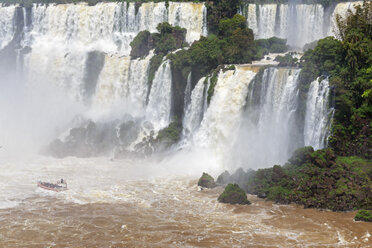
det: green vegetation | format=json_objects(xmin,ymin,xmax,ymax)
[
  {"xmin": 168, "ymin": 13, "xmax": 256, "ymax": 103},
  {"xmin": 130, "ymin": 22, "xmax": 187, "ymax": 85},
  {"xmin": 130, "ymin": 22, "xmax": 186, "ymax": 59},
  {"xmin": 354, "ymin": 210, "xmax": 372, "ymax": 222},
  {"xmin": 245, "ymin": 147, "xmax": 372, "ymax": 211},
  {"xmin": 130, "ymin": 30, "xmax": 153, "ymax": 59},
  {"xmin": 274, "ymin": 52, "xmax": 299, "ymax": 67},
  {"xmin": 299, "ymin": 1, "xmax": 372, "ymax": 159},
  {"xmin": 198, "ymin": 172, "xmax": 217, "ymax": 188},
  {"xmin": 218, "ymin": 184, "xmax": 251, "ymax": 205},
  {"xmin": 155, "ymin": 120, "xmax": 182, "ymax": 146},
  {"xmin": 254, "ymin": 37, "xmax": 288, "ymax": 59},
  {"xmin": 206, "ymin": 0, "xmax": 242, "ymax": 35}
]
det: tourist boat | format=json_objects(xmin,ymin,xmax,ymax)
[{"xmin": 37, "ymin": 179, "xmax": 67, "ymax": 192}]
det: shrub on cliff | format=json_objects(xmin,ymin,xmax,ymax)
[
  {"xmin": 130, "ymin": 31, "xmax": 154, "ymax": 59},
  {"xmin": 130, "ymin": 22, "xmax": 186, "ymax": 59},
  {"xmin": 218, "ymin": 184, "xmax": 251, "ymax": 205}
]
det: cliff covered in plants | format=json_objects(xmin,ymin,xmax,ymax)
[{"xmin": 299, "ymin": 0, "xmax": 371, "ymax": 159}]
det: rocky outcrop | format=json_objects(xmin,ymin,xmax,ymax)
[
  {"xmin": 216, "ymin": 170, "xmax": 230, "ymax": 185},
  {"xmin": 198, "ymin": 172, "xmax": 217, "ymax": 188},
  {"xmin": 245, "ymin": 147, "xmax": 372, "ymax": 211},
  {"xmin": 218, "ymin": 184, "xmax": 251, "ymax": 205}
]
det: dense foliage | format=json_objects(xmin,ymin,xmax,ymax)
[
  {"xmin": 274, "ymin": 52, "xmax": 299, "ymax": 67},
  {"xmin": 168, "ymin": 14, "xmax": 255, "ymax": 93},
  {"xmin": 254, "ymin": 37, "xmax": 288, "ymax": 59},
  {"xmin": 206, "ymin": 0, "xmax": 242, "ymax": 35},
  {"xmin": 244, "ymin": 147, "xmax": 372, "ymax": 211},
  {"xmin": 354, "ymin": 209, "xmax": 372, "ymax": 222},
  {"xmin": 299, "ymin": 1, "xmax": 372, "ymax": 159}
]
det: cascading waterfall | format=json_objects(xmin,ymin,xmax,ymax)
[
  {"xmin": 146, "ymin": 60, "xmax": 172, "ymax": 131},
  {"xmin": 19, "ymin": 1, "xmax": 207, "ymax": 107},
  {"xmin": 242, "ymin": 1, "xmax": 362, "ymax": 49},
  {"xmin": 0, "ymin": 2, "xmax": 334, "ymax": 162},
  {"xmin": 182, "ymin": 77, "xmax": 206, "ymax": 140},
  {"xmin": 0, "ymin": 5, "xmax": 16, "ymax": 50},
  {"xmin": 92, "ymin": 52, "xmax": 153, "ymax": 117},
  {"xmin": 194, "ymin": 68, "xmax": 257, "ymax": 150},
  {"xmin": 304, "ymin": 77, "xmax": 333, "ymax": 150},
  {"xmin": 231, "ymin": 67, "xmax": 302, "ymax": 169}
]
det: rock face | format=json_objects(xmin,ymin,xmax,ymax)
[
  {"xmin": 218, "ymin": 184, "xmax": 251, "ymax": 205},
  {"xmin": 197, "ymin": 172, "xmax": 217, "ymax": 188},
  {"xmin": 46, "ymin": 117, "xmax": 143, "ymax": 158},
  {"xmin": 216, "ymin": 171, "xmax": 230, "ymax": 185},
  {"xmin": 354, "ymin": 210, "xmax": 372, "ymax": 222},
  {"xmin": 216, "ymin": 168, "xmax": 256, "ymax": 191}
]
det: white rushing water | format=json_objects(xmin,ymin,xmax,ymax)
[
  {"xmin": 242, "ymin": 1, "xmax": 363, "ymax": 49},
  {"xmin": 182, "ymin": 77, "xmax": 206, "ymax": 140},
  {"xmin": 304, "ymin": 77, "xmax": 333, "ymax": 150},
  {"xmin": 146, "ymin": 60, "xmax": 172, "ymax": 131},
  {"xmin": 232, "ymin": 67, "xmax": 302, "ymax": 169},
  {"xmin": 193, "ymin": 67, "xmax": 257, "ymax": 169},
  {"xmin": 92, "ymin": 52, "xmax": 153, "ymax": 117},
  {"xmin": 0, "ymin": 5, "xmax": 16, "ymax": 50},
  {"xmin": 20, "ymin": 1, "xmax": 206, "ymax": 109}
]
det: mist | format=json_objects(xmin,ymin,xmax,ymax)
[{"xmin": 0, "ymin": 69, "xmax": 85, "ymax": 160}]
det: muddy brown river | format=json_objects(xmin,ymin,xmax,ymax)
[{"xmin": 0, "ymin": 156, "xmax": 370, "ymax": 247}]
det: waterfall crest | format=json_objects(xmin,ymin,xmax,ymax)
[{"xmin": 242, "ymin": 1, "xmax": 363, "ymax": 49}]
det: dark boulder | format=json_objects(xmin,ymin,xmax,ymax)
[
  {"xmin": 216, "ymin": 170, "xmax": 231, "ymax": 185},
  {"xmin": 197, "ymin": 172, "xmax": 217, "ymax": 188},
  {"xmin": 218, "ymin": 184, "xmax": 251, "ymax": 205}
]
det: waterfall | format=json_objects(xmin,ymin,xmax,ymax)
[
  {"xmin": 304, "ymin": 77, "xmax": 333, "ymax": 150},
  {"xmin": 146, "ymin": 60, "xmax": 172, "ymax": 131},
  {"xmin": 0, "ymin": 5, "xmax": 16, "ymax": 50},
  {"xmin": 195, "ymin": 68, "xmax": 257, "ymax": 149},
  {"xmin": 168, "ymin": 2, "xmax": 207, "ymax": 43},
  {"xmin": 182, "ymin": 77, "xmax": 206, "ymax": 140},
  {"xmin": 10, "ymin": 1, "xmax": 206, "ymax": 109},
  {"xmin": 92, "ymin": 52, "xmax": 152, "ymax": 117},
  {"xmin": 231, "ymin": 67, "xmax": 302, "ymax": 169},
  {"xmin": 242, "ymin": 1, "xmax": 361, "ymax": 49},
  {"xmin": 328, "ymin": 1, "xmax": 363, "ymax": 37}
]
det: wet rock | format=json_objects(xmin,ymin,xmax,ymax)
[
  {"xmin": 216, "ymin": 170, "xmax": 230, "ymax": 185},
  {"xmin": 231, "ymin": 168, "xmax": 250, "ymax": 191},
  {"xmin": 197, "ymin": 172, "xmax": 217, "ymax": 188},
  {"xmin": 218, "ymin": 184, "xmax": 251, "ymax": 205}
]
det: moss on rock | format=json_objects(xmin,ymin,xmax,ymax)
[
  {"xmin": 218, "ymin": 184, "xmax": 251, "ymax": 205},
  {"xmin": 198, "ymin": 172, "xmax": 217, "ymax": 188}
]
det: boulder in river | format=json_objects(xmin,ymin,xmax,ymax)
[
  {"xmin": 197, "ymin": 172, "xmax": 217, "ymax": 188},
  {"xmin": 218, "ymin": 184, "xmax": 251, "ymax": 205}
]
